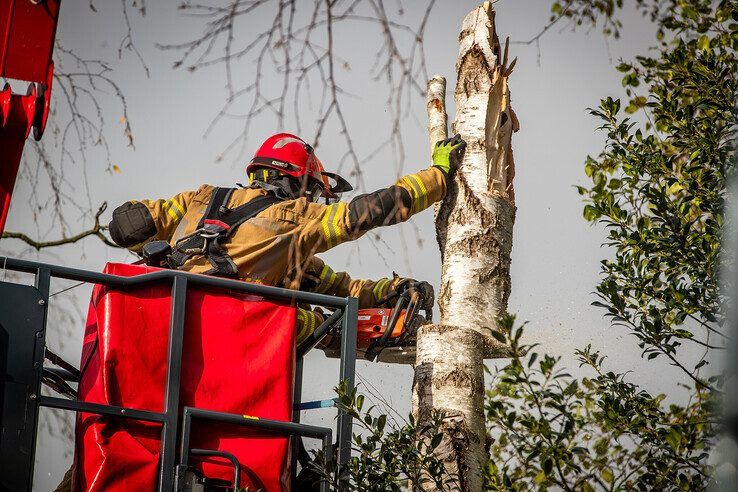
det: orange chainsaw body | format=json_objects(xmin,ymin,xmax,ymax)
[{"xmin": 356, "ymin": 308, "xmax": 407, "ymax": 348}]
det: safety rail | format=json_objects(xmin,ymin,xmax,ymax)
[{"xmin": 0, "ymin": 256, "xmax": 358, "ymax": 492}]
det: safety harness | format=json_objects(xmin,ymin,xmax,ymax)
[{"xmin": 169, "ymin": 187, "xmax": 281, "ymax": 277}]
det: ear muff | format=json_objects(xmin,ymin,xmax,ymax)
[{"xmin": 249, "ymin": 169, "xmax": 273, "ymax": 184}]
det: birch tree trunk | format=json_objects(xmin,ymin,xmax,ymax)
[{"xmin": 413, "ymin": 3, "xmax": 518, "ymax": 490}]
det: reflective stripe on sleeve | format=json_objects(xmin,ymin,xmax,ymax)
[
  {"xmin": 296, "ymin": 309, "xmax": 317, "ymax": 344},
  {"xmin": 162, "ymin": 199, "xmax": 185, "ymax": 222},
  {"xmin": 400, "ymin": 174, "xmax": 428, "ymax": 213},
  {"xmin": 297, "ymin": 310, "xmax": 309, "ymax": 343},
  {"xmin": 315, "ymin": 264, "xmax": 337, "ymax": 294},
  {"xmin": 321, "ymin": 203, "xmax": 343, "ymax": 248},
  {"xmin": 170, "ymin": 198, "xmax": 185, "ymax": 217},
  {"xmin": 372, "ymin": 278, "xmax": 390, "ymax": 301},
  {"xmin": 407, "ymin": 174, "xmax": 429, "ymax": 210}
]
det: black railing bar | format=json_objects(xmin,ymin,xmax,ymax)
[
  {"xmin": 44, "ymin": 347, "xmax": 81, "ymax": 380},
  {"xmin": 189, "ymin": 449, "xmax": 241, "ymax": 490},
  {"xmin": 159, "ymin": 275, "xmax": 188, "ymax": 491},
  {"xmin": 291, "ymin": 357, "xmax": 304, "ymax": 492},
  {"xmin": 39, "ymin": 396, "xmax": 167, "ymax": 423},
  {"xmin": 43, "ymin": 365, "xmax": 79, "ymax": 383},
  {"xmin": 191, "ymin": 271, "xmax": 347, "ymax": 308},
  {"xmin": 336, "ymin": 297, "xmax": 358, "ymax": 469},
  {"xmin": 181, "ymin": 407, "xmax": 332, "ymax": 492},
  {"xmin": 296, "ymin": 308, "xmax": 344, "ymax": 358},
  {"xmin": 184, "ymin": 407, "xmax": 332, "ymax": 441},
  {"xmin": 0, "ymin": 256, "xmax": 348, "ymax": 308},
  {"xmin": 27, "ymin": 267, "xmax": 51, "ymax": 490}
]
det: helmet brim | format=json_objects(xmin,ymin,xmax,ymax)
[{"xmin": 321, "ymin": 172, "xmax": 353, "ymax": 198}]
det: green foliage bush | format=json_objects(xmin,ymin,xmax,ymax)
[
  {"xmin": 333, "ymin": 382, "xmax": 455, "ymax": 491},
  {"xmin": 485, "ymin": 316, "xmax": 715, "ymax": 490},
  {"xmin": 576, "ymin": 0, "xmax": 735, "ymax": 388},
  {"xmin": 484, "ymin": 1, "xmax": 735, "ymax": 489}
]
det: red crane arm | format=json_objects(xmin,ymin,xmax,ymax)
[{"xmin": 0, "ymin": 0, "xmax": 60, "ymax": 233}]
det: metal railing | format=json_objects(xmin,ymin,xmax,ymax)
[{"xmin": 0, "ymin": 256, "xmax": 358, "ymax": 492}]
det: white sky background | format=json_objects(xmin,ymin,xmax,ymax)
[{"xmin": 0, "ymin": 0, "xmax": 713, "ymax": 489}]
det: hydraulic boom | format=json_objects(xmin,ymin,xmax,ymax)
[{"xmin": 0, "ymin": 0, "xmax": 60, "ymax": 232}]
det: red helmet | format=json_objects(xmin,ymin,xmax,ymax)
[{"xmin": 247, "ymin": 133, "xmax": 352, "ymax": 200}]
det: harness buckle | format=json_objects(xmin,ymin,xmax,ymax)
[
  {"xmin": 201, "ymin": 219, "xmax": 231, "ymax": 238},
  {"xmin": 172, "ymin": 220, "xmax": 231, "ymax": 256},
  {"xmin": 173, "ymin": 228, "xmax": 209, "ymax": 255}
]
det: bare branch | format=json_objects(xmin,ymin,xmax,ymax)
[
  {"xmin": 160, "ymin": 0, "xmax": 437, "ymax": 186},
  {"xmin": 17, "ymin": 35, "xmax": 137, "ymax": 248},
  {"xmin": 2, "ymin": 202, "xmax": 120, "ymax": 250},
  {"xmin": 119, "ymin": 0, "xmax": 150, "ymax": 76}
]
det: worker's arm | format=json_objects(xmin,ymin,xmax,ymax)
[
  {"xmin": 296, "ymin": 166, "xmax": 446, "ymax": 255},
  {"xmin": 292, "ymin": 256, "xmax": 435, "ymax": 343},
  {"xmin": 108, "ymin": 188, "xmax": 200, "ymax": 253},
  {"xmin": 296, "ymin": 136, "xmax": 465, "ymax": 255},
  {"xmin": 295, "ymin": 256, "xmax": 411, "ymax": 308}
]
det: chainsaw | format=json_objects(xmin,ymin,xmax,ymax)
[{"xmin": 319, "ymin": 285, "xmax": 431, "ymax": 364}]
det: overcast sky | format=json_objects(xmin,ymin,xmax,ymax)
[{"xmin": 0, "ymin": 1, "xmax": 712, "ymax": 489}]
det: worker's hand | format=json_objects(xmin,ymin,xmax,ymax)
[
  {"xmin": 399, "ymin": 280, "xmax": 435, "ymax": 313},
  {"xmin": 432, "ymin": 134, "xmax": 467, "ymax": 175}
]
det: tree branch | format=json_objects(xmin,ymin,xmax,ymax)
[
  {"xmin": 2, "ymin": 202, "xmax": 119, "ymax": 250},
  {"xmin": 159, "ymin": 0, "xmax": 437, "ymax": 182}
]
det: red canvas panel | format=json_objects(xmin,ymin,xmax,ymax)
[{"xmin": 74, "ymin": 263, "xmax": 297, "ymax": 491}]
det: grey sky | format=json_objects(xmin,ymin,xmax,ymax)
[{"xmin": 0, "ymin": 1, "xmax": 706, "ymax": 489}]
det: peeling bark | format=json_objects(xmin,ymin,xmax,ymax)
[{"xmin": 413, "ymin": 2, "xmax": 518, "ymax": 490}]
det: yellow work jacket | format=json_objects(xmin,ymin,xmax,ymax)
[{"xmin": 124, "ymin": 166, "xmax": 446, "ymax": 341}]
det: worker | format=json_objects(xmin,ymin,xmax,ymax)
[
  {"xmin": 107, "ymin": 132, "xmax": 466, "ymax": 343},
  {"xmin": 54, "ymin": 132, "xmax": 465, "ymax": 492}
]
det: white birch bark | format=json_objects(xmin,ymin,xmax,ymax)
[
  {"xmin": 426, "ymin": 75, "xmax": 449, "ymax": 156},
  {"xmin": 413, "ymin": 3, "xmax": 518, "ymax": 490}
]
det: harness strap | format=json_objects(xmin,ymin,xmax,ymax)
[{"xmin": 169, "ymin": 187, "xmax": 281, "ymax": 277}]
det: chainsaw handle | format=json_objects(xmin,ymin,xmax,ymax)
[
  {"xmin": 376, "ymin": 289, "xmax": 400, "ymax": 306},
  {"xmin": 404, "ymin": 291, "xmax": 421, "ymax": 331},
  {"xmin": 366, "ymin": 294, "xmax": 408, "ymax": 361}
]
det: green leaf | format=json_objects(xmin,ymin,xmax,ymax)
[
  {"xmin": 585, "ymin": 162, "xmax": 595, "ymax": 177},
  {"xmin": 430, "ymin": 433, "xmax": 443, "ymax": 449},
  {"xmin": 377, "ymin": 414, "xmax": 386, "ymax": 433},
  {"xmin": 583, "ymin": 205, "xmax": 600, "ymax": 221},
  {"xmin": 543, "ymin": 457, "xmax": 553, "ymax": 475},
  {"xmin": 491, "ymin": 330, "xmax": 507, "ymax": 343},
  {"xmin": 534, "ymin": 470, "xmax": 547, "ymax": 484},
  {"xmin": 698, "ymin": 35, "xmax": 710, "ymax": 51},
  {"xmin": 666, "ymin": 428, "xmax": 682, "ymax": 451}
]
